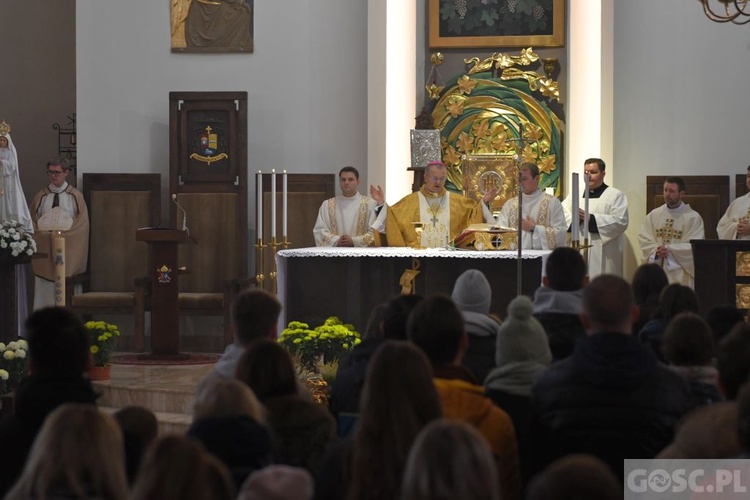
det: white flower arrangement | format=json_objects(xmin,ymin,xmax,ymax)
[{"xmin": 0, "ymin": 220, "xmax": 36, "ymax": 258}]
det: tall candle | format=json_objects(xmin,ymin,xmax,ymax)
[
  {"xmin": 571, "ymin": 173, "xmax": 580, "ymax": 243},
  {"xmin": 583, "ymin": 173, "xmax": 590, "ymax": 240},
  {"xmin": 282, "ymin": 170, "xmax": 288, "ymax": 237},
  {"xmin": 257, "ymin": 171, "xmax": 263, "ymax": 240},
  {"xmin": 271, "ymin": 169, "xmax": 277, "ymax": 239},
  {"xmin": 54, "ymin": 231, "xmax": 65, "ymax": 306}
]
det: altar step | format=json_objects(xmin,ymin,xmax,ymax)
[{"xmin": 93, "ymin": 362, "xmax": 215, "ymax": 435}]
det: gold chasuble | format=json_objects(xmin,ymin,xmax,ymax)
[{"xmin": 385, "ymin": 186, "xmax": 484, "ymax": 247}]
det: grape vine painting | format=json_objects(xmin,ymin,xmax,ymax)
[{"xmin": 428, "ymin": 0, "xmax": 564, "ymax": 49}]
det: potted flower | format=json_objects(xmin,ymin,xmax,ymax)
[
  {"xmin": 85, "ymin": 321, "xmax": 120, "ymax": 380},
  {"xmin": 0, "ymin": 340, "xmax": 28, "ymax": 395},
  {"xmin": 0, "ymin": 220, "xmax": 36, "ymax": 262},
  {"xmin": 278, "ymin": 316, "xmax": 361, "ymax": 371}
]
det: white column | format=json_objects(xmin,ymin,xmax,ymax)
[
  {"xmin": 368, "ymin": 0, "xmax": 417, "ymax": 204},
  {"xmin": 568, "ymin": 0, "xmax": 614, "ymax": 191}
]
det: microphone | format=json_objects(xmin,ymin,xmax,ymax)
[{"xmin": 171, "ymin": 194, "xmax": 188, "ymax": 234}]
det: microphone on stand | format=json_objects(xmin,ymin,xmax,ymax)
[{"xmin": 171, "ymin": 194, "xmax": 189, "ymax": 236}]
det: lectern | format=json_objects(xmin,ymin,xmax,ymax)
[
  {"xmin": 692, "ymin": 239, "xmax": 750, "ymax": 314},
  {"xmin": 136, "ymin": 228, "xmax": 196, "ymax": 356}
]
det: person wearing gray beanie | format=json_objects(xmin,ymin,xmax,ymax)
[
  {"xmin": 485, "ymin": 294, "xmax": 552, "ymax": 487},
  {"xmin": 451, "ymin": 269, "xmax": 501, "ymax": 382}
]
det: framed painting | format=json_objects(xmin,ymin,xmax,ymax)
[
  {"xmin": 429, "ymin": 0, "xmax": 564, "ymax": 49},
  {"xmin": 171, "ymin": 0, "xmax": 254, "ymax": 53}
]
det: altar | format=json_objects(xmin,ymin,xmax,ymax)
[{"xmin": 275, "ymin": 247, "xmax": 549, "ymax": 331}]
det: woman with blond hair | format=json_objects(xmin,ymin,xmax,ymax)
[
  {"xmin": 6, "ymin": 403, "xmax": 128, "ymax": 500},
  {"xmin": 401, "ymin": 419, "xmax": 500, "ymax": 500},
  {"xmin": 187, "ymin": 377, "xmax": 272, "ymax": 489}
]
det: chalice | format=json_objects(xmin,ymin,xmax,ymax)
[{"xmin": 411, "ymin": 221, "xmax": 425, "ymax": 249}]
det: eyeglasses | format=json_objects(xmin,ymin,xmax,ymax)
[
  {"xmin": 47, "ymin": 170, "xmax": 66, "ymax": 176},
  {"xmin": 427, "ymin": 175, "xmax": 446, "ymax": 183}
]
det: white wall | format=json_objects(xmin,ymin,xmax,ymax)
[
  {"xmin": 77, "ymin": 0, "xmax": 368, "ymax": 228},
  {"xmin": 614, "ymin": 0, "xmax": 750, "ymax": 276}
]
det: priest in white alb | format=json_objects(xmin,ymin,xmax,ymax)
[
  {"xmin": 639, "ymin": 176, "xmax": 704, "ymax": 287},
  {"xmin": 717, "ymin": 165, "xmax": 750, "ymax": 240},
  {"xmin": 385, "ymin": 161, "xmax": 496, "ymax": 248},
  {"xmin": 313, "ymin": 166, "xmax": 386, "ymax": 247},
  {"xmin": 562, "ymin": 158, "xmax": 629, "ymax": 277},
  {"xmin": 496, "ymin": 162, "xmax": 567, "ymax": 250}
]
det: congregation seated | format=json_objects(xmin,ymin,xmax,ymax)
[
  {"xmin": 529, "ymin": 275, "xmax": 693, "ymax": 480},
  {"xmin": 315, "ymin": 342, "xmax": 442, "ymax": 500},
  {"xmin": 187, "ymin": 377, "xmax": 272, "ymax": 489},
  {"xmin": 531, "ymin": 247, "xmax": 587, "ymax": 361},
  {"xmin": 238, "ymin": 465, "xmax": 314, "ymax": 500},
  {"xmin": 662, "ymin": 312, "xmax": 723, "ymax": 406},
  {"xmin": 328, "ymin": 294, "xmax": 423, "ymax": 433},
  {"xmin": 657, "ymin": 322, "xmax": 750, "ymax": 459},
  {"xmin": 407, "ymin": 295, "xmax": 521, "ymax": 500},
  {"xmin": 235, "ymin": 339, "xmax": 337, "ymax": 473},
  {"xmin": 525, "ymin": 454, "xmax": 621, "ymax": 500},
  {"xmin": 113, "ymin": 406, "xmax": 158, "ymax": 485},
  {"xmin": 451, "ymin": 269, "xmax": 501, "ymax": 382},
  {"xmin": 704, "ymin": 304, "xmax": 745, "ymax": 344},
  {"xmin": 400, "ymin": 419, "xmax": 500, "ymax": 500},
  {"xmin": 5, "ymin": 404, "xmax": 127, "ymax": 500},
  {"xmin": 131, "ymin": 435, "xmax": 236, "ymax": 500},
  {"xmin": 200, "ymin": 288, "xmax": 281, "ymax": 385},
  {"xmin": 637, "ymin": 283, "xmax": 699, "ymax": 362},
  {"xmin": 0, "ymin": 307, "xmax": 98, "ymax": 497},
  {"xmin": 484, "ymin": 295, "xmax": 551, "ymax": 487},
  {"xmin": 630, "ymin": 263, "xmax": 669, "ymax": 335}
]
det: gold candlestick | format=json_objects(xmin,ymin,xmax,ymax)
[{"xmin": 255, "ymin": 238, "xmax": 267, "ymax": 287}]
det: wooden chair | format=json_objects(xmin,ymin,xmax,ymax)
[
  {"xmin": 170, "ymin": 91, "xmax": 251, "ymax": 348},
  {"xmin": 67, "ymin": 173, "xmax": 161, "ymax": 351},
  {"xmin": 646, "ymin": 175, "xmax": 729, "ymax": 240}
]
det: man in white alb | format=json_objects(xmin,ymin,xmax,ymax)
[
  {"xmin": 562, "ymin": 158, "xmax": 629, "ymax": 277},
  {"xmin": 717, "ymin": 165, "xmax": 750, "ymax": 240},
  {"xmin": 313, "ymin": 166, "xmax": 386, "ymax": 247},
  {"xmin": 639, "ymin": 176, "xmax": 704, "ymax": 287},
  {"xmin": 496, "ymin": 162, "xmax": 567, "ymax": 250}
]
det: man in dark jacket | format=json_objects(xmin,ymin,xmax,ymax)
[
  {"xmin": 529, "ymin": 275, "xmax": 692, "ymax": 479},
  {"xmin": 532, "ymin": 247, "xmax": 587, "ymax": 361},
  {"xmin": 0, "ymin": 308, "xmax": 98, "ymax": 496}
]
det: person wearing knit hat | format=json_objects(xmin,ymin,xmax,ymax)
[
  {"xmin": 238, "ymin": 465, "xmax": 313, "ymax": 500},
  {"xmin": 485, "ymin": 294, "xmax": 551, "ymax": 488},
  {"xmin": 452, "ymin": 269, "xmax": 501, "ymax": 382}
]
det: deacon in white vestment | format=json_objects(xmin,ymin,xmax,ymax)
[
  {"xmin": 31, "ymin": 158, "xmax": 89, "ymax": 309},
  {"xmin": 314, "ymin": 166, "xmax": 386, "ymax": 247},
  {"xmin": 562, "ymin": 158, "xmax": 629, "ymax": 278},
  {"xmin": 0, "ymin": 130, "xmax": 33, "ymax": 232},
  {"xmin": 717, "ymin": 167, "xmax": 750, "ymax": 240},
  {"xmin": 496, "ymin": 162, "xmax": 567, "ymax": 250},
  {"xmin": 385, "ymin": 161, "xmax": 497, "ymax": 248},
  {"xmin": 639, "ymin": 177, "xmax": 704, "ymax": 287}
]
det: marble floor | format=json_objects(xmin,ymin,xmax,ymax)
[{"xmin": 94, "ymin": 361, "xmax": 217, "ymax": 434}]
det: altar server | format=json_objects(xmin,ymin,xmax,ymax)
[
  {"xmin": 496, "ymin": 162, "xmax": 567, "ymax": 250},
  {"xmin": 313, "ymin": 166, "xmax": 386, "ymax": 247},
  {"xmin": 562, "ymin": 158, "xmax": 629, "ymax": 278}
]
